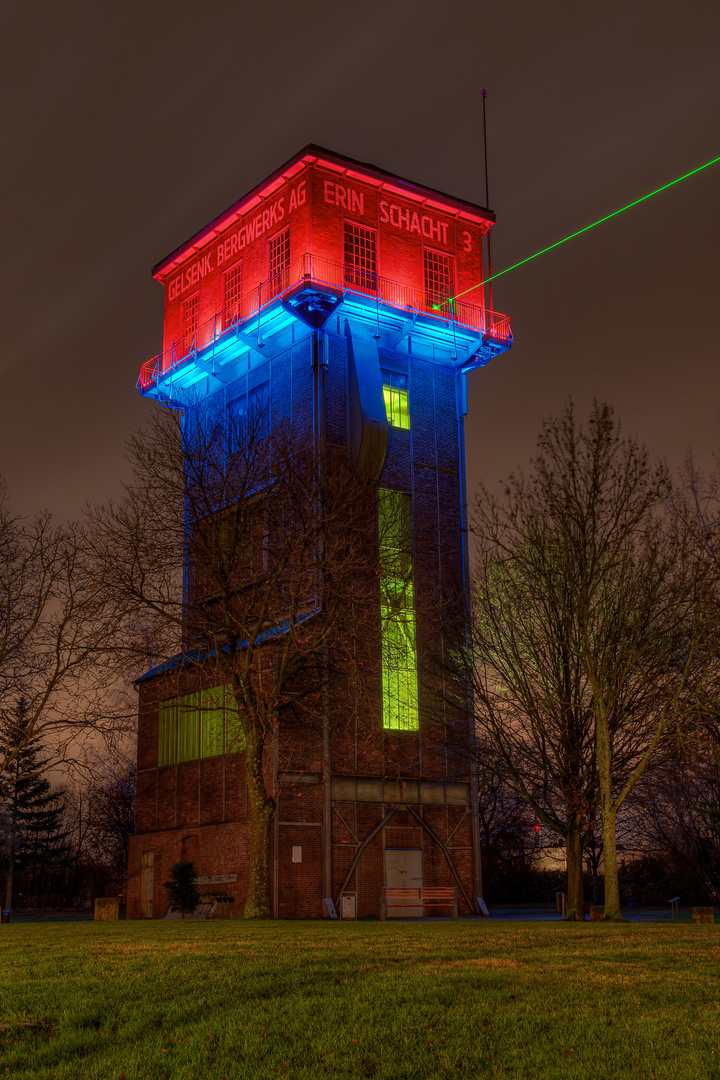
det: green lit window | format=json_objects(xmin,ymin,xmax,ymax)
[
  {"xmin": 157, "ymin": 685, "xmax": 243, "ymax": 766},
  {"xmin": 382, "ymin": 371, "xmax": 410, "ymax": 430},
  {"xmin": 379, "ymin": 489, "xmax": 418, "ymax": 731},
  {"xmin": 383, "ymin": 386, "xmax": 410, "ymax": 429},
  {"xmin": 178, "ymin": 691, "xmax": 200, "ymax": 762},
  {"xmin": 158, "ymin": 699, "xmax": 177, "ymax": 768}
]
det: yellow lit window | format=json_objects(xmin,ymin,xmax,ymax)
[
  {"xmin": 379, "ymin": 489, "xmax": 418, "ymax": 731},
  {"xmin": 383, "ymin": 386, "xmax": 410, "ymax": 429},
  {"xmin": 157, "ymin": 684, "xmax": 244, "ymax": 766}
]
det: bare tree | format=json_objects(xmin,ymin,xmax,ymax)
[
  {"xmin": 86, "ymin": 400, "xmax": 379, "ymax": 918},
  {"xmin": 623, "ymin": 755, "xmax": 720, "ymax": 903},
  {"xmin": 464, "ymin": 402, "xmax": 714, "ymax": 920},
  {"xmin": 0, "ymin": 482, "xmax": 130, "ymax": 777},
  {"xmin": 475, "ymin": 763, "xmax": 553, "ymax": 875},
  {"xmin": 62, "ymin": 758, "xmax": 136, "ymax": 898},
  {"xmin": 463, "ymin": 514, "xmax": 600, "ymax": 920},
  {"xmin": 86, "ymin": 761, "xmax": 136, "ymax": 894}
]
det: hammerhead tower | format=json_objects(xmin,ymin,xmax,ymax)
[{"xmin": 127, "ymin": 146, "xmax": 512, "ymax": 919}]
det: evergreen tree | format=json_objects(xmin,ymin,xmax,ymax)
[
  {"xmin": 698, "ymin": 780, "xmax": 720, "ymax": 833},
  {"xmin": 0, "ymin": 702, "xmax": 70, "ymax": 912},
  {"xmin": 163, "ymin": 861, "xmax": 200, "ymax": 919}
]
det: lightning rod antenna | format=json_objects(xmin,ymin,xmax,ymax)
[
  {"xmin": 482, "ymin": 88, "xmax": 490, "ymax": 209},
  {"xmin": 481, "ymin": 89, "xmax": 494, "ymax": 312}
]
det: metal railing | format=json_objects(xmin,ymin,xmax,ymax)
[{"xmin": 137, "ymin": 254, "xmax": 511, "ymax": 392}]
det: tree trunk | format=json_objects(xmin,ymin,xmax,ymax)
[
  {"xmin": 565, "ymin": 816, "xmax": 586, "ymax": 920},
  {"xmin": 591, "ymin": 848, "xmax": 599, "ymax": 905},
  {"xmin": 243, "ymin": 728, "xmax": 275, "ymax": 919},
  {"xmin": 596, "ymin": 715, "xmax": 624, "ymax": 920},
  {"xmin": 596, "ymin": 716, "xmax": 622, "ymax": 919},
  {"xmin": 599, "ymin": 799, "xmax": 623, "ymax": 919},
  {"xmin": 4, "ymin": 779, "xmax": 17, "ymax": 916},
  {"xmin": 4, "ymin": 849, "xmax": 14, "ymax": 914}
]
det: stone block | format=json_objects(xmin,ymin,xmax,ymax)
[{"xmin": 94, "ymin": 897, "xmax": 119, "ymax": 921}]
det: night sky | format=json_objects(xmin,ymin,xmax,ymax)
[{"xmin": 3, "ymin": 0, "xmax": 718, "ymax": 522}]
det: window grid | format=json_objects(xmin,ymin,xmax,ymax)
[
  {"xmin": 181, "ymin": 294, "xmax": 199, "ymax": 340},
  {"xmin": 383, "ymin": 387, "xmax": 410, "ymax": 430},
  {"xmin": 344, "ymin": 222, "xmax": 377, "ymax": 290},
  {"xmin": 423, "ymin": 249, "xmax": 455, "ymax": 313},
  {"xmin": 157, "ymin": 685, "xmax": 244, "ymax": 766},
  {"xmin": 192, "ymin": 503, "xmax": 253, "ymax": 600},
  {"xmin": 226, "ymin": 394, "xmax": 246, "ymax": 456},
  {"xmin": 223, "ymin": 262, "xmax": 243, "ymax": 322},
  {"xmin": 268, "ymin": 228, "xmax": 290, "ymax": 298},
  {"xmin": 226, "ymin": 380, "xmax": 270, "ymax": 455},
  {"xmin": 379, "ymin": 489, "xmax": 418, "ymax": 732}
]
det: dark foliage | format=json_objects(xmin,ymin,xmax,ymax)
[
  {"xmin": 0, "ymin": 704, "xmax": 70, "ymax": 910},
  {"xmin": 618, "ymin": 855, "xmax": 714, "ymax": 907},
  {"xmin": 163, "ymin": 860, "xmax": 200, "ymax": 918}
]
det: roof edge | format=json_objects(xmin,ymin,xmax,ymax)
[{"xmin": 152, "ymin": 145, "xmax": 495, "ymax": 280}]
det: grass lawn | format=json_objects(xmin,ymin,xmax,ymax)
[{"xmin": 0, "ymin": 920, "xmax": 718, "ymax": 1080}]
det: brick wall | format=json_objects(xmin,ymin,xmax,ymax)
[{"xmin": 128, "ymin": 312, "xmax": 475, "ymax": 920}]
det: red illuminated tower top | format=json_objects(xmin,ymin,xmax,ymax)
[{"xmin": 138, "ymin": 145, "xmax": 511, "ymax": 398}]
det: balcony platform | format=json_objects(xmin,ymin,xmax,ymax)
[{"xmin": 137, "ymin": 255, "xmax": 512, "ymax": 402}]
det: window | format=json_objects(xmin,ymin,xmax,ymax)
[
  {"xmin": 192, "ymin": 503, "xmax": 252, "ymax": 600},
  {"xmin": 248, "ymin": 379, "xmax": 269, "ymax": 419},
  {"xmin": 226, "ymin": 379, "xmax": 269, "ymax": 454},
  {"xmin": 182, "ymin": 294, "xmax": 199, "ymax": 341},
  {"xmin": 378, "ymin": 489, "xmax": 418, "ymax": 731},
  {"xmin": 382, "ymin": 372, "xmax": 410, "ymax": 430},
  {"xmin": 268, "ymin": 228, "xmax": 290, "ymax": 298},
  {"xmin": 344, "ymin": 221, "xmax": 377, "ymax": 290},
  {"xmin": 223, "ymin": 262, "xmax": 243, "ymax": 324},
  {"xmin": 423, "ymin": 249, "xmax": 455, "ymax": 314},
  {"xmin": 384, "ymin": 387, "xmax": 409, "ymax": 430},
  {"xmin": 226, "ymin": 393, "xmax": 246, "ymax": 456},
  {"xmin": 158, "ymin": 684, "xmax": 244, "ymax": 766}
]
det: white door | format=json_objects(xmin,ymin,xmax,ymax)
[{"xmin": 385, "ymin": 848, "xmax": 423, "ymax": 916}]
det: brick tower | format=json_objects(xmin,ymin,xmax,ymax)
[{"xmin": 126, "ymin": 147, "xmax": 512, "ymax": 919}]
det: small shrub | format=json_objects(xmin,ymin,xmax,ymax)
[{"xmin": 163, "ymin": 860, "xmax": 200, "ymax": 918}]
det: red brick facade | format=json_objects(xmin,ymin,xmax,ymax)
[{"xmin": 128, "ymin": 676, "xmax": 477, "ymax": 919}]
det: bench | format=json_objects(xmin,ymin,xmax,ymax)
[{"xmin": 380, "ymin": 887, "xmax": 458, "ymax": 921}]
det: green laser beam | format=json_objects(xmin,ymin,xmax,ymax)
[{"xmin": 452, "ymin": 154, "xmax": 720, "ymax": 303}]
